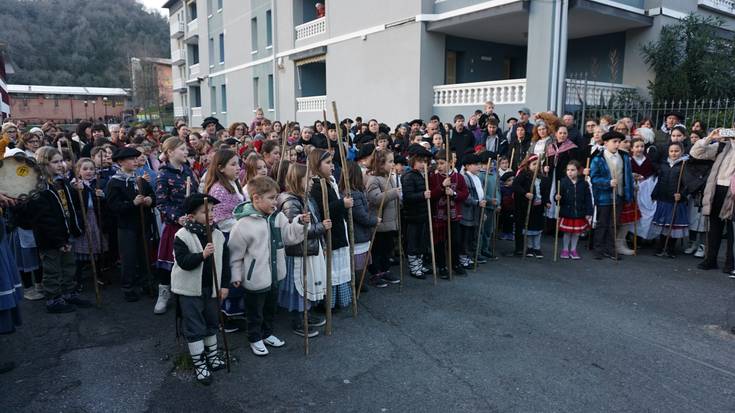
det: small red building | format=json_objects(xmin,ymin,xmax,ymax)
[{"xmin": 7, "ymin": 85, "xmax": 130, "ymax": 124}]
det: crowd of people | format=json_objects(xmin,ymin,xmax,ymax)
[{"xmin": 1, "ymin": 100, "xmax": 734, "ymax": 384}]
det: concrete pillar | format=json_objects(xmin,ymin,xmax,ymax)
[{"xmin": 525, "ymin": 0, "xmax": 569, "ymax": 113}]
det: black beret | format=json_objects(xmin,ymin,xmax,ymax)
[
  {"xmin": 500, "ymin": 171, "xmax": 514, "ymax": 182},
  {"xmin": 409, "ymin": 119, "xmax": 423, "ymax": 126},
  {"xmin": 183, "ymin": 193, "xmax": 220, "ymax": 215},
  {"xmin": 462, "ymin": 153, "xmax": 482, "ymax": 165},
  {"xmin": 602, "ymin": 131, "xmax": 626, "ymax": 142},
  {"xmin": 111, "ymin": 147, "xmax": 141, "ymax": 161},
  {"xmin": 478, "ymin": 151, "xmax": 492, "ymax": 164},
  {"xmin": 663, "ymin": 111, "xmax": 684, "ymax": 120},
  {"xmin": 201, "ymin": 116, "xmax": 220, "ymax": 128},
  {"xmin": 394, "ymin": 154, "xmax": 408, "ymax": 165},
  {"xmin": 356, "ymin": 143, "xmax": 375, "ymax": 161},
  {"xmin": 407, "ymin": 143, "xmax": 432, "ymax": 159}
]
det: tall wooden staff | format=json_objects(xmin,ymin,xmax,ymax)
[
  {"xmin": 94, "ymin": 170, "xmax": 104, "ymax": 255},
  {"xmin": 185, "ymin": 176, "xmax": 191, "ymax": 197},
  {"xmin": 509, "ymin": 147, "xmax": 516, "ymax": 171},
  {"xmin": 395, "ymin": 173, "xmax": 404, "ymax": 291},
  {"xmin": 586, "ymin": 156, "xmax": 594, "ymax": 251},
  {"xmin": 275, "ymin": 120, "xmax": 290, "ymax": 184},
  {"xmin": 610, "ymin": 163, "xmax": 618, "ymax": 261},
  {"xmin": 553, "ymin": 180, "xmax": 561, "ymax": 262},
  {"xmin": 203, "ymin": 197, "xmax": 230, "ymax": 372},
  {"xmin": 357, "ymin": 190, "xmax": 387, "ymax": 301},
  {"xmin": 331, "ymin": 102, "xmax": 357, "ymax": 317},
  {"xmin": 76, "ymin": 184, "xmax": 102, "ymax": 306},
  {"xmin": 423, "ymin": 163, "xmax": 438, "ymax": 285},
  {"xmin": 522, "ymin": 155, "xmax": 543, "ymax": 259},
  {"xmin": 474, "ymin": 157, "xmax": 493, "ymax": 272},
  {"xmin": 446, "ymin": 139, "xmax": 454, "ymax": 280},
  {"xmin": 633, "ymin": 186, "xmax": 638, "ymax": 255},
  {"xmin": 302, "ymin": 163, "xmax": 310, "ymax": 355},
  {"xmin": 492, "ymin": 161, "xmax": 501, "ymax": 258},
  {"xmin": 663, "ymin": 159, "xmax": 687, "ymax": 253},
  {"xmin": 319, "ymin": 178, "xmax": 333, "ymax": 335},
  {"xmin": 137, "ymin": 177, "xmax": 155, "ymax": 294}
]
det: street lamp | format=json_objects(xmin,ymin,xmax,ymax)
[
  {"xmin": 84, "ymin": 100, "xmax": 88, "ymax": 120},
  {"xmin": 91, "ymin": 99, "xmax": 96, "ymax": 121}
]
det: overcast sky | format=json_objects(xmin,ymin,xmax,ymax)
[{"xmin": 137, "ymin": 0, "xmax": 167, "ymax": 16}]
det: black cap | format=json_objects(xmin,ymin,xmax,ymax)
[
  {"xmin": 663, "ymin": 111, "xmax": 684, "ymax": 121},
  {"xmin": 462, "ymin": 153, "xmax": 482, "ymax": 165},
  {"xmin": 325, "ymin": 121, "xmax": 336, "ymax": 130},
  {"xmin": 183, "ymin": 193, "xmax": 220, "ymax": 215},
  {"xmin": 478, "ymin": 151, "xmax": 492, "ymax": 164},
  {"xmin": 500, "ymin": 171, "xmax": 514, "ymax": 182},
  {"xmin": 407, "ymin": 143, "xmax": 432, "ymax": 159},
  {"xmin": 602, "ymin": 131, "xmax": 626, "ymax": 142},
  {"xmin": 356, "ymin": 143, "xmax": 375, "ymax": 161},
  {"xmin": 201, "ymin": 116, "xmax": 223, "ymax": 130},
  {"xmin": 409, "ymin": 119, "xmax": 423, "ymax": 126},
  {"xmin": 111, "ymin": 147, "xmax": 141, "ymax": 161},
  {"xmin": 394, "ymin": 154, "xmax": 407, "ymax": 165}
]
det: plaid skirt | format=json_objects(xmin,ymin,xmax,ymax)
[
  {"xmin": 559, "ymin": 217, "xmax": 589, "ymax": 234},
  {"xmin": 73, "ymin": 207, "xmax": 108, "ymax": 260},
  {"xmin": 156, "ymin": 222, "xmax": 181, "ymax": 271},
  {"xmin": 619, "ymin": 201, "xmax": 640, "ymax": 225},
  {"xmin": 331, "ymin": 282, "xmax": 352, "ymax": 309}
]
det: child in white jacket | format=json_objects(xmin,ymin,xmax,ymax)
[{"xmin": 228, "ymin": 176, "xmax": 309, "ymax": 356}]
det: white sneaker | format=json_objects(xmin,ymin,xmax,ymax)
[
  {"xmin": 263, "ymin": 335, "xmax": 285, "ymax": 347},
  {"xmin": 250, "ymin": 340, "xmax": 269, "ymax": 356},
  {"xmin": 684, "ymin": 241, "xmax": 698, "ymax": 254},
  {"xmin": 24, "ymin": 287, "xmax": 45, "ymax": 301},
  {"xmin": 153, "ymin": 285, "xmax": 171, "ymax": 315},
  {"xmin": 694, "ymin": 244, "xmax": 705, "ymax": 258}
]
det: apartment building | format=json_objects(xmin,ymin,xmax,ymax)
[{"xmin": 163, "ymin": 0, "xmax": 735, "ymax": 128}]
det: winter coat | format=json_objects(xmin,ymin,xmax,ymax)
[
  {"xmin": 208, "ymin": 181, "xmax": 245, "ymax": 233},
  {"xmin": 105, "ymin": 172, "xmax": 157, "ymax": 233},
  {"xmin": 449, "ymin": 128, "xmax": 476, "ymax": 164},
  {"xmin": 546, "ymin": 139, "xmax": 582, "ymax": 184},
  {"xmin": 461, "ymin": 171, "xmax": 485, "ymax": 227},
  {"xmin": 481, "ymin": 132, "xmax": 509, "ymax": 159},
  {"xmin": 512, "ymin": 170, "xmax": 550, "ymax": 231},
  {"xmin": 652, "ymin": 158, "xmax": 689, "ymax": 203},
  {"xmin": 558, "ymin": 177, "xmax": 593, "ymax": 219},
  {"xmin": 690, "ymin": 138, "xmax": 734, "ymax": 219},
  {"xmin": 365, "ymin": 174, "xmax": 399, "ymax": 232},
  {"xmin": 508, "ymin": 136, "xmax": 531, "ymax": 168},
  {"xmin": 683, "ymin": 156, "xmax": 713, "ymax": 196},
  {"xmin": 430, "ymin": 170, "xmax": 469, "ymax": 224},
  {"xmin": 401, "ymin": 168, "xmax": 429, "ymax": 223},
  {"xmin": 589, "ymin": 150, "xmax": 634, "ymax": 206},
  {"xmin": 309, "ymin": 176, "xmax": 348, "ymax": 250},
  {"xmin": 278, "ymin": 192, "xmax": 327, "ymax": 257},
  {"xmin": 16, "ymin": 177, "xmax": 84, "ymax": 250},
  {"xmin": 350, "ymin": 190, "xmax": 378, "ymax": 243},
  {"xmin": 476, "ymin": 167, "xmax": 501, "ymax": 210},
  {"xmin": 155, "ymin": 163, "xmax": 198, "ymax": 225},
  {"xmin": 228, "ymin": 202, "xmax": 305, "ymax": 292}
]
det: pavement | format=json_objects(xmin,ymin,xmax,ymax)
[{"xmin": 2, "ymin": 238, "xmax": 735, "ymax": 413}]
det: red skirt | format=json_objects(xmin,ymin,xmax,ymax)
[
  {"xmin": 619, "ymin": 201, "xmax": 640, "ymax": 224},
  {"xmin": 559, "ymin": 217, "xmax": 589, "ymax": 234},
  {"xmin": 156, "ymin": 222, "xmax": 182, "ymax": 270}
]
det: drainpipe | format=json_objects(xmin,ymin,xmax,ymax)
[
  {"xmin": 556, "ymin": 0, "xmax": 569, "ymax": 113},
  {"xmin": 271, "ymin": 0, "xmax": 278, "ymax": 120}
]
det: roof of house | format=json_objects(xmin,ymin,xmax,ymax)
[{"xmin": 7, "ymin": 84, "xmax": 130, "ymax": 96}]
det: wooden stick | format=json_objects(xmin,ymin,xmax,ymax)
[
  {"xmin": 509, "ymin": 147, "xmax": 516, "ymax": 171},
  {"xmin": 302, "ymin": 163, "xmax": 310, "ymax": 355},
  {"xmin": 136, "ymin": 177, "xmax": 155, "ymax": 295},
  {"xmin": 491, "ymin": 160, "xmax": 501, "ymax": 258},
  {"xmin": 522, "ymin": 155, "xmax": 543, "ymax": 259},
  {"xmin": 611, "ymin": 165, "xmax": 618, "ymax": 261},
  {"xmin": 94, "ymin": 170, "xmax": 104, "ymax": 256},
  {"xmin": 633, "ymin": 186, "xmax": 638, "ymax": 255},
  {"xmin": 275, "ymin": 120, "xmax": 289, "ymax": 185},
  {"xmin": 203, "ymin": 197, "xmax": 230, "ymax": 372},
  {"xmin": 474, "ymin": 157, "xmax": 493, "ymax": 271},
  {"xmin": 357, "ymin": 189, "xmax": 387, "ymax": 300},
  {"xmin": 424, "ymin": 163, "xmax": 438, "ymax": 285},
  {"xmin": 331, "ymin": 102, "xmax": 357, "ymax": 317},
  {"xmin": 319, "ymin": 178, "xmax": 333, "ymax": 335},
  {"xmin": 185, "ymin": 176, "xmax": 191, "ymax": 197},
  {"xmin": 395, "ymin": 173, "xmax": 404, "ymax": 291},
  {"xmin": 446, "ymin": 138, "xmax": 453, "ymax": 280},
  {"xmin": 553, "ymin": 180, "xmax": 561, "ymax": 262},
  {"xmin": 663, "ymin": 159, "xmax": 687, "ymax": 253},
  {"xmin": 76, "ymin": 184, "xmax": 101, "ymax": 306}
]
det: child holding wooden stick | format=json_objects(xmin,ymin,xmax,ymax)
[{"xmin": 556, "ymin": 160, "xmax": 593, "ymax": 259}]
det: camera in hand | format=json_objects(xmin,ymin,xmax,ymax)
[{"xmin": 720, "ymin": 128, "xmax": 735, "ymax": 138}]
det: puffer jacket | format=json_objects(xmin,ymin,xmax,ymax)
[
  {"xmin": 401, "ymin": 168, "xmax": 428, "ymax": 223},
  {"xmin": 652, "ymin": 157, "xmax": 689, "ymax": 203},
  {"xmin": 365, "ymin": 174, "xmax": 399, "ymax": 232},
  {"xmin": 16, "ymin": 177, "xmax": 84, "ymax": 250},
  {"xmin": 278, "ymin": 192, "xmax": 326, "ymax": 256},
  {"xmin": 350, "ymin": 189, "xmax": 378, "ymax": 243}
]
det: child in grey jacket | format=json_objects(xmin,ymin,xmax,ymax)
[{"xmin": 460, "ymin": 154, "xmax": 488, "ymax": 268}]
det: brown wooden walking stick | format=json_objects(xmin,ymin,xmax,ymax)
[
  {"xmin": 663, "ymin": 159, "xmax": 687, "ymax": 254},
  {"xmin": 395, "ymin": 173, "xmax": 404, "ymax": 291},
  {"xmin": 357, "ymin": 189, "xmax": 387, "ymax": 300},
  {"xmin": 203, "ymin": 197, "xmax": 231, "ymax": 372},
  {"xmin": 302, "ymin": 163, "xmax": 310, "ymax": 355},
  {"xmin": 319, "ymin": 178, "xmax": 333, "ymax": 335},
  {"xmin": 553, "ymin": 180, "xmax": 561, "ymax": 262},
  {"xmin": 76, "ymin": 184, "xmax": 102, "ymax": 306},
  {"xmin": 331, "ymin": 102, "xmax": 357, "ymax": 317},
  {"xmin": 275, "ymin": 120, "xmax": 290, "ymax": 185},
  {"xmin": 633, "ymin": 186, "xmax": 638, "ymax": 255},
  {"xmin": 423, "ymin": 163, "xmax": 438, "ymax": 286},
  {"xmin": 446, "ymin": 143, "xmax": 454, "ymax": 280},
  {"xmin": 611, "ymin": 164, "xmax": 618, "ymax": 261},
  {"xmin": 474, "ymin": 158, "xmax": 493, "ymax": 272},
  {"xmin": 509, "ymin": 147, "xmax": 516, "ymax": 171},
  {"xmin": 136, "ymin": 177, "xmax": 155, "ymax": 295},
  {"xmin": 522, "ymin": 155, "xmax": 543, "ymax": 259}
]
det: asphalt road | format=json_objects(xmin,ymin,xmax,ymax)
[{"xmin": 3, "ymin": 239, "xmax": 735, "ymax": 412}]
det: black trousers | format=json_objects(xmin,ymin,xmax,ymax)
[
  {"xmin": 406, "ymin": 222, "xmax": 428, "ymax": 256},
  {"xmin": 460, "ymin": 224, "xmax": 476, "ymax": 257},
  {"xmin": 594, "ymin": 204, "xmax": 618, "ymax": 255},
  {"xmin": 370, "ymin": 231, "xmax": 396, "ymax": 273},
  {"xmin": 514, "ymin": 209, "xmax": 525, "ymax": 253},
  {"xmin": 179, "ymin": 288, "xmax": 219, "ymax": 343},
  {"xmin": 118, "ymin": 228, "xmax": 149, "ymax": 292},
  {"xmin": 704, "ymin": 185, "xmax": 734, "ymax": 268},
  {"xmin": 435, "ymin": 223, "xmax": 461, "ymax": 268},
  {"xmin": 244, "ymin": 287, "xmax": 278, "ymax": 343}
]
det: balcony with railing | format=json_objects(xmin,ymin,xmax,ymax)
[
  {"xmin": 170, "ymin": 20, "xmax": 185, "ymax": 38},
  {"xmin": 171, "ymin": 49, "xmax": 186, "ymax": 66},
  {"xmin": 191, "ymin": 107, "xmax": 202, "ymax": 119},
  {"xmin": 295, "ymin": 17, "xmax": 326, "ymax": 42},
  {"xmin": 698, "ymin": 0, "xmax": 735, "ymax": 16},
  {"xmin": 185, "ymin": 18, "xmax": 199, "ymax": 43},
  {"xmin": 296, "ymin": 95, "xmax": 327, "ymax": 112},
  {"xmin": 174, "ymin": 106, "xmax": 186, "ymax": 117},
  {"xmin": 189, "ymin": 63, "xmax": 200, "ymax": 78},
  {"xmin": 564, "ymin": 79, "xmax": 638, "ymax": 106},
  {"xmin": 172, "ymin": 78, "xmax": 186, "ymax": 92}
]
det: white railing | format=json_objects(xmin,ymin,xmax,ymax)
[
  {"xmin": 698, "ymin": 0, "xmax": 735, "ymax": 16},
  {"xmin": 172, "ymin": 78, "xmax": 186, "ymax": 91},
  {"xmin": 296, "ymin": 95, "xmax": 327, "ymax": 112},
  {"xmin": 187, "ymin": 18, "xmax": 199, "ymax": 35},
  {"xmin": 191, "ymin": 107, "xmax": 202, "ymax": 118},
  {"xmin": 170, "ymin": 20, "xmax": 185, "ymax": 37},
  {"xmin": 295, "ymin": 17, "xmax": 326, "ymax": 41},
  {"xmin": 171, "ymin": 49, "xmax": 186, "ymax": 65},
  {"xmin": 189, "ymin": 63, "xmax": 200, "ymax": 78},
  {"xmin": 174, "ymin": 107, "xmax": 186, "ymax": 117},
  {"xmin": 433, "ymin": 79, "xmax": 527, "ymax": 106},
  {"xmin": 564, "ymin": 79, "xmax": 638, "ymax": 105}
]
